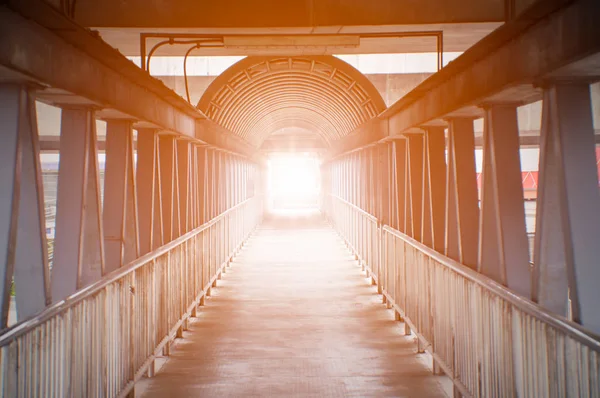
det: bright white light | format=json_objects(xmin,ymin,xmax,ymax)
[{"xmin": 267, "ymin": 153, "xmax": 320, "ymax": 211}]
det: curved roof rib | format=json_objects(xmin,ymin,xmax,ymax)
[{"xmin": 197, "ymin": 56, "xmax": 386, "ymax": 147}]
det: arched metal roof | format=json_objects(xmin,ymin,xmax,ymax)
[{"xmin": 197, "ymin": 56, "xmax": 386, "ymax": 147}]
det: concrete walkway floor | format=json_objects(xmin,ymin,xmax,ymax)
[{"xmin": 138, "ymin": 211, "xmax": 450, "ymax": 397}]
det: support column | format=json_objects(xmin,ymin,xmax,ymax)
[
  {"xmin": 225, "ymin": 154, "xmax": 232, "ymax": 210},
  {"xmin": 374, "ymin": 146, "xmax": 381, "ymax": 220},
  {"xmin": 103, "ymin": 120, "xmax": 139, "ymax": 273},
  {"xmin": 379, "ymin": 143, "xmax": 390, "ymax": 226},
  {"xmin": 342, "ymin": 157, "xmax": 347, "ymax": 203},
  {"xmin": 218, "ymin": 151, "xmax": 224, "ymax": 213},
  {"xmin": 240, "ymin": 160, "xmax": 246, "ymax": 202},
  {"xmin": 52, "ymin": 106, "xmax": 105, "ymax": 301},
  {"xmin": 217, "ymin": 150, "xmax": 222, "ymax": 215},
  {"xmin": 478, "ymin": 104, "xmax": 530, "ymax": 298},
  {"xmin": 237, "ymin": 156, "xmax": 242, "ymax": 206},
  {"xmin": 190, "ymin": 144, "xmax": 197, "ymax": 229},
  {"xmin": 349, "ymin": 153, "xmax": 354, "ymax": 206},
  {"xmin": 533, "ymin": 83, "xmax": 600, "ymax": 332},
  {"xmin": 136, "ymin": 129, "xmax": 163, "ymax": 254},
  {"xmin": 207, "ymin": 148, "xmax": 215, "ymax": 219},
  {"xmin": 177, "ymin": 140, "xmax": 190, "ymax": 234},
  {"xmin": 196, "ymin": 146, "xmax": 206, "ymax": 225},
  {"xmin": 0, "ymin": 85, "xmax": 50, "ymax": 325},
  {"xmin": 406, "ymin": 134, "xmax": 424, "ymax": 240},
  {"xmin": 387, "ymin": 143, "xmax": 395, "ymax": 229},
  {"xmin": 229, "ymin": 155, "xmax": 234, "ymax": 208},
  {"xmin": 393, "ymin": 139, "xmax": 407, "ymax": 233},
  {"xmin": 159, "ymin": 135, "xmax": 178, "ymax": 242},
  {"xmin": 358, "ymin": 150, "xmax": 364, "ymax": 211},
  {"xmin": 369, "ymin": 147, "xmax": 376, "ymax": 216},
  {"xmin": 422, "ymin": 127, "xmax": 446, "ymax": 252},
  {"xmin": 445, "ymin": 118, "xmax": 479, "ymax": 268}
]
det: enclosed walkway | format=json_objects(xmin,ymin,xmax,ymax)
[
  {"xmin": 3, "ymin": 1, "xmax": 600, "ymax": 396},
  {"xmin": 138, "ymin": 211, "xmax": 449, "ymax": 397}
]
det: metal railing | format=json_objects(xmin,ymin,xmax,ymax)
[
  {"xmin": 327, "ymin": 194, "xmax": 600, "ymax": 398},
  {"xmin": 0, "ymin": 196, "xmax": 262, "ymax": 398},
  {"xmin": 322, "ymin": 193, "xmax": 380, "ymax": 279}
]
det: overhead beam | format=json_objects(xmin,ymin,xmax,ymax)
[
  {"xmin": 332, "ymin": 0, "xmax": 600, "ymax": 154},
  {"xmin": 72, "ymin": 0, "xmax": 506, "ymax": 28},
  {"xmin": 332, "ymin": 118, "xmax": 387, "ymax": 156},
  {"xmin": 385, "ymin": 0, "xmax": 600, "ymax": 131},
  {"xmin": 0, "ymin": 3, "xmax": 256, "ymax": 157}
]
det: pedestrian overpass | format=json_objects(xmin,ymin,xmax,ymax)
[{"xmin": 1, "ymin": 0, "xmax": 600, "ymax": 396}]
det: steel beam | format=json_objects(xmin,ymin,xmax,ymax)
[
  {"xmin": 158, "ymin": 135, "xmax": 180, "ymax": 243},
  {"xmin": 533, "ymin": 83, "xmax": 600, "ymax": 333},
  {"xmin": 177, "ymin": 140, "xmax": 190, "ymax": 234},
  {"xmin": 384, "ymin": 0, "xmax": 600, "ymax": 133},
  {"xmin": 136, "ymin": 129, "xmax": 163, "ymax": 255},
  {"xmin": 477, "ymin": 105, "xmax": 531, "ymax": 298},
  {"xmin": 52, "ymin": 107, "xmax": 105, "ymax": 302},
  {"xmin": 406, "ymin": 135, "xmax": 424, "ymax": 240},
  {"xmin": 190, "ymin": 144, "xmax": 198, "ymax": 229},
  {"xmin": 73, "ymin": 0, "xmax": 505, "ymax": 28},
  {"xmin": 207, "ymin": 149, "xmax": 216, "ymax": 219},
  {"xmin": 0, "ymin": 8, "xmax": 196, "ymax": 135},
  {"xmin": 198, "ymin": 147, "xmax": 207, "ymax": 224},
  {"xmin": 379, "ymin": 143, "xmax": 391, "ymax": 226},
  {"xmin": 369, "ymin": 147, "xmax": 376, "ymax": 216},
  {"xmin": 0, "ymin": 85, "xmax": 50, "ymax": 326},
  {"xmin": 445, "ymin": 118, "xmax": 479, "ymax": 269},
  {"xmin": 332, "ymin": 0, "xmax": 600, "ymax": 154},
  {"xmin": 386, "ymin": 145, "xmax": 394, "ymax": 229},
  {"xmin": 393, "ymin": 140, "xmax": 407, "ymax": 233},
  {"xmin": 0, "ymin": 6, "xmax": 256, "ymax": 157},
  {"xmin": 215, "ymin": 151, "xmax": 222, "ymax": 215},
  {"xmin": 422, "ymin": 127, "xmax": 446, "ymax": 252},
  {"xmin": 103, "ymin": 120, "xmax": 139, "ymax": 273},
  {"xmin": 354, "ymin": 152, "xmax": 360, "ymax": 208}
]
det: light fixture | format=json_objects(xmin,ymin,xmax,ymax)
[{"xmin": 223, "ymin": 35, "xmax": 360, "ymax": 49}]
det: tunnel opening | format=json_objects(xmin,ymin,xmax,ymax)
[{"xmin": 266, "ymin": 152, "xmax": 321, "ymax": 212}]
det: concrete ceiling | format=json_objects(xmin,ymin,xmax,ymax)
[
  {"xmin": 71, "ymin": 0, "xmax": 512, "ymax": 56},
  {"xmin": 75, "ymin": 0, "xmax": 509, "ymax": 28}
]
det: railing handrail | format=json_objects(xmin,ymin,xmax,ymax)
[
  {"xmin": 383, "ymin": 224, "xmax": 600, "ymax": 349},
  {"xmin": 328, "ymin": 194, "xmax": 600, "ymax": 350},
  {"xmin": 328, "ymin": 194, "xmax": 378, "ymax": 223},
  {"xmin": 0, "ymin": 197, "xmax": 256, "ymax": 345}
]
